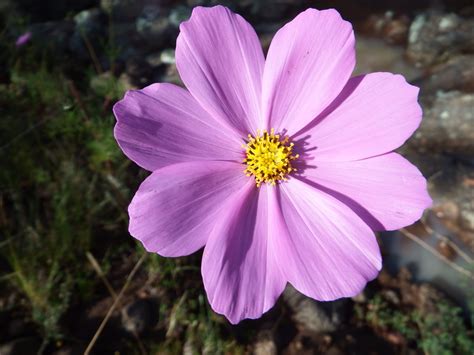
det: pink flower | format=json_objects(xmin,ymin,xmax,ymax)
[
  {"xmin": 15, "ymin": 31, "xmax": 31, "ymax": 47},
  {"xmin": 113, "ymin": 6, "xmax": 431, "ymax": 323}
]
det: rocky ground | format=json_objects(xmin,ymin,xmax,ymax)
[{"xmin": 0, "ymin": 0, "xmax": 473, "ymax": 354}]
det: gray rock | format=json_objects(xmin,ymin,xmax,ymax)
[
  {"xmin": 145, "ymin": 52, "xmax": 163, "ymax": 67},
  {"xmin": 407, "ymin": 12, "xmax": 474, "ymax": 67},
  {"xmin": 160, "ymin": 48, "xmax": 175, "ymax": 65},
  {"xmin": 126, "ymin": 56, "xmax": 153, "ymax": 85},
  {"xmin": 135, "ymin": 5, "xmax": 175, "ymax": 49},
  {"xmin": 70, "ymin": 8, "xmax": 107, "ymax": 59},
  {"xmin": 112, "ymin": 23, "xmax": 141, "ymax": 62},
  {"xmin": 414, "ymin": 55, "xmax": 474, "ymax": 94},
  {"xmin": 74, "ymin": 8, "xmax": 105, "ymax": 30},
  {"xmin": 253, "ymin": 329, "xmax": 277, "ymax": 355},
  {"xmin": 408, "ymin": 91, "xmax": 474, "ymax": 155},
  {"xmin": 351, "ymin": 290, "xmax": 367, "ymax": 304},
  {"xmin": 362, "ymin": 12, "xmax": 410, "ymax": 45},
  {"xmin": 354, "ymin": 36, "xmax": 421, "ymax": 81},
  {"xmin": 122, "ymin": 298, "xmax": 158, "ymax": 334},
  {"xmin": 283, "ymin": 285, "xmax": 347, "ymax": 334},
  {"xmin": 156, "ymin": 64, "xmax": 181, "ymax": 86},
  {"xmin": 460, "ymin": 202, "xmax": 474, "ymax": 232}
]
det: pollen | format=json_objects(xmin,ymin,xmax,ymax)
[{"xmin": 243, "ymin": 129, "xmax": 299, "ymax": 187}]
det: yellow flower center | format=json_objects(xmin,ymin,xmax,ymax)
[{"xmin": 243, "ymin": 129, "xmax": 298, "ymax": 187}]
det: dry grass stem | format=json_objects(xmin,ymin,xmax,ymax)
[{"xmin": 85, "ymin": 253, "xmax": 147, "ymax": 355}]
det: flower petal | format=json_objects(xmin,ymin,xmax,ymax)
[
  {"xmin": 296, "ymin": 73, "xmax": 422, "ymax": 161},
  {"xmin": 278, "ymin": 178, "xmax": 381, "ymax": 300},
  {"xmin": 176, "ymin": 5, "xmax": 264, "ymax": 134},
  {"xmin": 262, "ymin": 8, "xmax": 355, "ymax": 134},
  {"xmin": 113, "ymin": 83, "xmax": 242, "ymax": 171},
  {"xmin": 202, "ymin": 184, "xmax": 287, "ymax": 324},
  {"xmin": 129, "ymin": 161, "xmax": 248, "ymax": 257},
  {"xmin": 302, "ymin": 153, "xmax": 432, "ymax": 231}
]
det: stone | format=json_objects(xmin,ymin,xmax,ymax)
[
  {"xmin": 122, "ymin": 298, "xmax": 158, "ymax": 334},
  {"xmin": 460, "ymin": 202, "xmax": 474, "ymax": 232},
  {"xmin": 155, "ymin": 63, "xmax": 181, "ymax": 86},
  {"xmin": 112, "ymin": 24, "xmax": 142, "ymax": 62},
  {"xmin": 136, "ymin": 4, "xmax": 175, "ymax": 49},
  {"xmin": 160, "ymin": 48, "xmax": 175, "ymax": 65},
  {"xmin": 408, "ymin": 91, "xmax": 474, "ymax": 155},
  {"xmin": 351, "ymin": 291, "xmax": 367, "ymax": 304},
  {"xmin": 74, "ymin": 8, "xmax": 105, "ymax": 31},
  {"xmin": 145, "ymin": 52, "xmax": 163, "ymax": 67},
  {"xmin": 414, "ymin": 55, "xmax": 474, "ymax": 94},
  {"xmin": 126, "ymin": 56, "xmax": 153, "ymax": 85},
  {"xmin": 354, "ymin": 36, "xmax": 421, "ymax": 81},
  {"xmin": 283, "ymin": 285, "xmax": 347, "ymax": 334},
  {"xmin": 362, "ymin": 11, "xmax": 410, "ymax": 45},
  {"xmin": 70, "ymin": 8, "xmax": 107, "ymax": 59},
  {"xmin": 253, "ymin": 330, "xmax": 277, "ymax": 355},
  {"xmin": 407, "ymin": 12, "xmax": 474, "ymax": 67},
  {"xmin": 381, "ymin": 289, "xmax": 400, "ymax": 305}
]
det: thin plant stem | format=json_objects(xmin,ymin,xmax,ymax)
[
  {"xmin": 84, "ymin": 253, "xmax": 147, "ymax": 355},
  {"xmin": 86, "ymin": 252, "xmax": 147, "ymax": 355},
  {"xmin": 420, "ymin": 218, "xmax": 473, "ymax": 264},
  {"xmin": 399, "ymin": 228, "xmax": 474, "ymax": 280},
  {"xmin": 80, "ymin": 30, "xmax": 103, "ymax": 74}
]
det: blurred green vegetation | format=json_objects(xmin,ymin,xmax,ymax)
[
  {"xmin": 356, "ymin": 294, "xmax": 474, "ymax": 354},
  {"xmin": 0, "ymin": 16, "xmax": 245, "ymax": 353},
  {"xmin": 0, "ymin": 50, "xmax": 128, "ymax": 340}
]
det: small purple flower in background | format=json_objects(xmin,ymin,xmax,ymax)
[
  {"xmin": 15, "ymin": 31, "xmax": 31, "ymax": 47},
  {"xmin": 113, "ymin": 6, "xmax": 431, "ymax": 323}
]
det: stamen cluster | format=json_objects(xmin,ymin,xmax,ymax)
[{"xmin": 244, "ymin": 129, "xmax": 298, "ymax": 187}]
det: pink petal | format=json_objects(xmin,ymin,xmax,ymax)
[
  {"xmin": 128, "ymin": 161, "xmax": 248, "ymax": 257},
  {"xmin": 302, "ymin": 153, "xmax": 432, "ymax": 231},
  {"xmin": 176, "ymin": 6, "xmax": 264, "ymax": 134},
  {"xmin": 262, "ymin": 9, "xmax": 355, "ymax": 134},
  {"xmin": 296, "ymin": 73, "xmax": 422, "ymax": 161},
  {"xmin": 278, "ymin": 179, "xmax": 382, "ymax": 300},
  {"xmin": 202, "ymin": 184, "xmax": 287, "ymax": 324},
  {"xmin": 113, "ymin": 83, "xmax": 243, "ymax": 171}
]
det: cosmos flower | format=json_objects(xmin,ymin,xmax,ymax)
[
  {"xmin": 113, "ymin": 6, "xmax": 431, "ymax": 323},
  {"xmin": 15, "ymin": 31, "xmax": 31, "ymax": 47}
]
